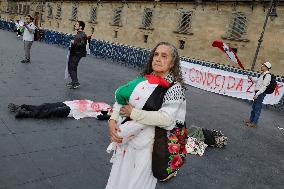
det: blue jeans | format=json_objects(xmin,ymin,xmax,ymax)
[{"xmin": 250, "ymin": 93, "xmax": 266, "ymax": 124}]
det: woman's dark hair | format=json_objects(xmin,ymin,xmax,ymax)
[
  {"xmin": 77, "ymin": 21, "xmax": 85, "ymax": 30},
  {"xmin": 141, "ymin": 42, "xmax": 185, "ymax": 86}
]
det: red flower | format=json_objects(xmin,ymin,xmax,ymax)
[
  {"xmin": 175, "ymin": 129, "xmax": 181, "ymax": 136},
  {"xmin": 168, "ymin": 143, "xmax": 180, "ymax": 153},
  {"xmin": 169, "ymin": 134, "xmax": 178, "ymax": 142},
  {"xmin": 183, "ymin": 147, "xmax": 187, "ymax": 155},
  {"xmin": 182, "ymin": 128, "xmax": 189, "ymax": 136},
  {"xmin": 177, "ymin": 135, "xmax": 184, "ymax": 141},
  {"xmin": 170, "ymin": 155, "xmax": 183, "ymax": 170},
  {"xmin": 180, "ymin": 145, "xmax": 186, "ymax": 154}
]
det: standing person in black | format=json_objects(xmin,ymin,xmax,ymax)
[{"xmin": 66, "ymin": 21, "xmax": 87, "ymax": 89}]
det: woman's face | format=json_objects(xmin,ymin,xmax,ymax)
[{"xmin": 152, "ymin": 45, "xmax": 174, "ymax": 77}]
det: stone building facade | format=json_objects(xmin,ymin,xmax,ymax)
[{"xmin": 1, "ymin": 0, "xmax": 284, "ymax": 75}]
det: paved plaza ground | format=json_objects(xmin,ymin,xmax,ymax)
[{"xmin": 0, "ymin": 30, "xmax": 283, "ymax": 189}]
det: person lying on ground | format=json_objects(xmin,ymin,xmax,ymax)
[{"xmin": 8, "ymin": 100, "xmax": 112, "ymax": 120}]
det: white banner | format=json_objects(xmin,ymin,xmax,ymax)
[{"xmin": 181, "ymin": 61, "xmax": 284, "ymax": 105}]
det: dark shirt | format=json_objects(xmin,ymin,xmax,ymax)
[{"xmin": 70, "ymin": 31, "xmax": 87, "ymax": 57}]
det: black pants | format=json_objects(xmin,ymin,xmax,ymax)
[
  {"xmin": 68, "ymin": 55, "xmax": 82, "ymax": 84},
  {"xmin": 20, "ymin": 102, "xmax": 71, "ymax": 118},
  {"xmin": 17, "ymin": 29, "xmax": 22, "ymax": 36}
]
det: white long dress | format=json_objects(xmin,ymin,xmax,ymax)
[{"xmin": 106, "ymin": 78, "xmax": 186, "ymax": 189}]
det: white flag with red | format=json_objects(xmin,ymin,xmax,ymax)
[{"xmin": 212, "ymin": 40, "xmax": 245, "ymax": 70}]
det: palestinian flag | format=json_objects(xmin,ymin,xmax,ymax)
[{"xmin": 115, "ymin": 74, "xmax": 171, "ymax": 109}]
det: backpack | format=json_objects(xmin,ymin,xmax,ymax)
[{"xmin": 263, "ymin": 73, "xmax": 277, "ymax": 94}]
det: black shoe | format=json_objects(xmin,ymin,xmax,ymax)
[
  {"xmin": 21, "ymin": 59, "xmax": 30, "ymax": 63},
  {"xmin": 15, "ymin": 108, "xmax": 32, "ymax": 118},
  {"xmin": 8, "ymin": 103, "xmax": 19, "ymax": 112},
  {"xmin": 66, "ymin": 82, "xmax": 73, "ymax": 88},
  {"xmin": 97, "ymin": 114, "xmax": 111, "ymax": 120},
  {"xmin": 72, "ymin": 83, "xmax": 80, "ymax": 89}
]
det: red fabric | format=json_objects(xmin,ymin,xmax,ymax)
[
  {"xmin": 212, "ymin": 40, "xmax": 245, "ymax": 70},
  {"xmin": 145, "ymin": 74, "xmax": 170, "ymax": 87},
  {"xmin": 73, "ymin": 100, "xmax": 112, "ymax": 113},
  {"xmin": 74, "ymin": 100, "xmax": 88, "ymax": 112}
]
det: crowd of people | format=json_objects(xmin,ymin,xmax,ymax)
[{"xmin": 8, "ymin": 13, "xmax": 276, "ymax": 189}]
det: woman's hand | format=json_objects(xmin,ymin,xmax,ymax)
[
  {"xmin": 119, "ymin": 103, "xmax": 133, "ymax": 117},
  {"xmin": 108, "ymin": 119, "xmax": 123, "ymax": 143}
]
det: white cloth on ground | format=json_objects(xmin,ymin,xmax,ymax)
[{"xmin": 63, "ymin": 100, "xmax": 112, "ymax": 120}]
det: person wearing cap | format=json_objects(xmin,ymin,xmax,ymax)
[{"xmin": 244, "ymin": 62, "xmax": 272, "ymax": 128}]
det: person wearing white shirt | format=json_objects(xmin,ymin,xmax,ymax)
[
  {"xmin": 244, "ymin": 62, "xmax": 272, "ymax": 128},
  {"xmin": 21, "ymin": 15, "xmax": 36, "ymax": 63}
]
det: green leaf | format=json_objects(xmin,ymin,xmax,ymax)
[{"xmin": 166, "ymin": 167, "xmax": 172, "ymax": 174}]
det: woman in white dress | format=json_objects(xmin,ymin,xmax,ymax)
[{"xmin": 106, "ymin": 42, "xmax": 187, "ymax": 189}]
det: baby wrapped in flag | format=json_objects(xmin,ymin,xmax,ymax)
[{"xmin": 107, "ymin": 74, "xmax": 172, "ymax": 150}]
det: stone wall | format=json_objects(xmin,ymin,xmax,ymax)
[{"xmin": 1, "ymin": 0, "xmax": 283, "ymax": 75}]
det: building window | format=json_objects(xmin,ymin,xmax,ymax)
[
  {"xmin": 141, "ymin": 8, "xmax": 153, "ymax": 29},
  {"xmin": 222, "ymin": 12, "xmax": 249, "ymax": 41},
  {"xmin": 23, "ymin": 5, "xmax": 27, "ymax": 15},
  {"xmin": 114, "ymin": 31, "xmax": 118, "ymax": 38},
  {"xmin": 47, "ymin": 3, "xmax": 53, "ymax": 18},
  {"xmin": 70, "ymin": 3, "xmax": 78, "ymax": 21},
  {"xmin": 55, "ymin": 2, "xmax": 62, "ymax": 19},
  {"xmin": 9, "ymin": 4, "xmax": 13, "ymax": 13},
  {"xmin": 41, "ymin": 13, "xmax": 45, "ymax": 23},
  {"xmin": 19, "ymin": 4, "xmax": 22, "ymax": 14},
  {"xmin": 15, "ymin": 4, "xmax": 19, "ymax": 14},
  {"xmin": 10, "ymin": 4, "xmax": 14, "ymax": 14},
  {"xmin": 36, "ymin": 4, "xmax": 42, "ymax": 12},
  {"xmin": 6, "ymin": 2, "xmax": 12, "ymax": 13},
  {"xmin": 112, "ymin": 7, "xmax": 123, "ymax": 26},
  {"xmin": 179, "ymin": 40, "xmax": 185, "ymax": 50},
  {"xmin": 91, "ymin": 27, "xmax": 95, "ymax": 34},
  {"xmin": 89, "ymin": 7, "xmax": 97, "ymax": 23},
  {"xmin": 26, "ymin": 5, "xmax": 30, "ymax": 15},
  {"xmin": 11, "ymin": 4, "xmax": 18, "ymax": 14},
  {"xmin": 144, "ymin": 35, "xmax": 148, "ymax": 43},
  {"xmin": 21, "ymin": 4, "xmax": 29, "ymax": 15},
  {"xmin": 176, "ymin": 10, "xmax": 192, "ymax": 34}
]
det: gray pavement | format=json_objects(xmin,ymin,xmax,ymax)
[{"xmin": 0, "ymin": 30, "xmax": 283, "ymax": 189}]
